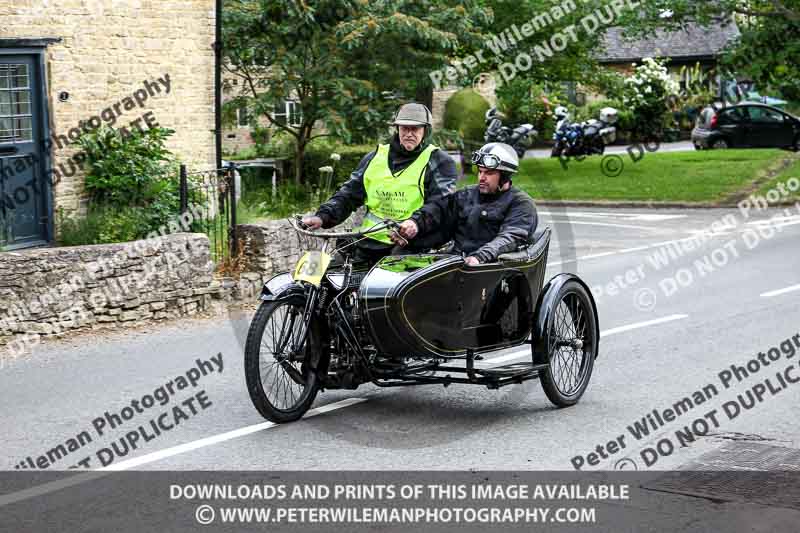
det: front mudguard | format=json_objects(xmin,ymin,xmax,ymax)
[
  {"xmin": 256, "ymin": 277, "xmax": 330, "ymax": 374},
  {"xmin": 259, "ymin": 272, "xmax": 304, "ymax": 302},
  {"xmin": 531, "ymin": 273, "xmax": 600, "ymax": 364}
]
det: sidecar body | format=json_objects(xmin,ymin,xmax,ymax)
[{"xmin": 358, "ymin": 227, "xmax": 596, "ymax": 366}]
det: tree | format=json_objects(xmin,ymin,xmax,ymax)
[
  {"xmin": 223, "ymin": 0, "xmax": 487, "ymax": 184},
  {"xmin": 615, "ymin": 1, "xmax": 800, "ymax": 101},
  {"xmin": 455, "ymin": 0, "xmax": 636, "ymax": 126}
]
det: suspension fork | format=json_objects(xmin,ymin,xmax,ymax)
[{"xmin": 275, "ymin": 284, "xmax": 319, "ymax": 359}]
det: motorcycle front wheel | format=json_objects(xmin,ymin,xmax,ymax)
[{"xmin": 245, "ymin": 299, "xmax": 321, "ymax": 423}]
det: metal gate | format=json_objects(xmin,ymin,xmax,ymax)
[{"xmin": 179, "ymin": 163, "xmax": 238, "ymax": 264}]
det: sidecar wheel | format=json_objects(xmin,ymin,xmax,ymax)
[
  {"xmin": 540, "ymin": 281, "xmax": 597, "ymax": 407},
  {"xmin": 245, "ymin": 299, "xmax": 320, "ymax": 423}
]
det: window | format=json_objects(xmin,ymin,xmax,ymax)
[
  {"xmin": 273, "ymin": 99, "xmax": 302, "ymax": 127},
  {"xmin": 747, "ymin": 107, "xmax": 784, "ymax": 124},
  {"xmin": 236, "ymin": 103, "xmax": 250, "ymax": 128},
  {"xmin": 718, "ymin": 108, "xmax": 746, "ymax": 125},
  {"xmin": 0, "ymin": 64, "xmax": 33, "ymax": 144}
]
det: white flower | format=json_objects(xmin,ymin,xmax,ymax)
[
  {"xmin": 330, "ymin": 153, "xmax": 341, "ymax": 162},
  {"xmin": 319, "ymin": 165, "xmax": 334, "ymax": 173}
]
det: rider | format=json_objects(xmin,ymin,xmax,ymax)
[
  {"xmin": 395, "ymin": 142, "xmax": 537, "ymax": 265},
  {"xmin": 302, "ymin": 103, "xmax": 457, "ymax": 263}
]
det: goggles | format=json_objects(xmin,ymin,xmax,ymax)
[{"xmin": 471, "ymin": 151, "xmax": 502, "ymax": 169}]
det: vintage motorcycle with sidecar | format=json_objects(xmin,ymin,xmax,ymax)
[{"xmin": 244, "ymin": 216, "xmax": 599, "ymax": 423}]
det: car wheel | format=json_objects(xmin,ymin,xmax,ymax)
[
  {"xmin": 711, "ymin": 138, "xmax": 730, "ymax": 149},
  {"xmin": 793, "ymin": 136, "xmax": 800, "ymax": 152}
]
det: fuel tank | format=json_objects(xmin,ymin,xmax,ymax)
[{"xmin": 358, "ymin": 249, "xmax": 548, "ymax": 358}]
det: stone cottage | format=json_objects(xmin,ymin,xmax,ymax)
[
  {"xmin": 597, "ymin": 19, "xmax": 741, "ymax": 95},
  {"xmin": 0, "ymin": 0, "xmax": 217, "ymax": 249}
]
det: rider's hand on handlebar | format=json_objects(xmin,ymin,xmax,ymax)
[
  {"xmin": 301, "ymin": 215, "xmax": 323, "ymax": 230},
  {"xmin": 464, "ymin": 256, "xmax": 481, "ymax": 267},
  {"xmin": 389, "ymin": 230, "xmax": 408, "ymax": 247},
  {"xmin": 398, "ymin": 219, "xmax": 418, "ymax": 239}
]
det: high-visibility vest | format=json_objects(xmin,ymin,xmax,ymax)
[{"xmin": 358, "ymin": 143, "xmax": 437, "ymax": 244}]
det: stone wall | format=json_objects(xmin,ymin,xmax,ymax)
[
  {"xmin": 235, "ymin": 212, "xmax": 365, "ymax": 297},
  {"xmin": 0, "ymin": 233, "xmax": 225, "ymax": 351},
  {"xmin": 431, "ymin": 88, "xmax": 459, "ymax": 130},
  {"xmin": 1, "ymin": 0, "xmax": 216, "ymax": 215}
]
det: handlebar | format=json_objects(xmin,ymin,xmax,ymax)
[{"xmin": 289, "ymin": 215, "xmax": 407, "ymax": 245}]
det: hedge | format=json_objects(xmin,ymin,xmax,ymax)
[
  {"xmin": 443, "ymin": 88, "xmax": 490, "ymax": 143},
  {"xmin": 302, "ymin": 143, "xmax": 376, "ymax": 187}
]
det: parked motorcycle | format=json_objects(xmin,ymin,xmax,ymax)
[
  {"xmin": 551, "ymin": 106, "xmax": 619, "ymax": 158},
  {"xmin": 484, "ymin": 108, "xmax": 537, "ymax": 158},
  {"xmin": 551, "ymin": 106, "xmax": 574, "ymax": 158}
]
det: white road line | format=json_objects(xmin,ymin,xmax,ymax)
[
  {"xmin": 548, "ymin": 220, "xmax": 661, "ymax": 231},
  {"xmin": 544, "ymin": 222, "xmax": 791, "ymax": 268},
  {"xmin": 617, "ymin": 245, "xmax": 653, "ymax": 253},
  {"xmin": 760, "ymin": 284, "xmax": 800, "ymax": 298},
  {"xmin": 600, "ymin": 314, "xmax": 688, "ymax": 337},
  {"xmin": 104, "ymin": 398, "xmax": 366, "ymax": 471},
  {"xmin": 539, "ymin": 211, "xmax": 687, "ymax": 221},
  {"xmin": 775, "ymin": 220, "xmax": 800, "ymax": 229},
  {"xmin": 747, "ymin": 215, "xmax": 800, "ymax": 224},
  {"xmin": 479, "ymin": 314, "xmax": 689, "ymax": 368},
  {"xmin": 0, "ymin": 398, "xmax": 366, "ymax": 508}
]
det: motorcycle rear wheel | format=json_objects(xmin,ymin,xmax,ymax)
[{"xmin": 245, "ymin": 299, "xmax": 321, "ymax": 423}]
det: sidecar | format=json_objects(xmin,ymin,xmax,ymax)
[
  {"xmin": 359, "ymin": 226, "xmax": 600, "ymax": 406},
  {"xmin": 246, "ymin": 223, "xmax": 600, "ymax": 423}
]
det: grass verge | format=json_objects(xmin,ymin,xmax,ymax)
[
  {"xmin": 499, "ymin": 149, "xmax": 790, "ymax": 203},
  {"xmin": 753, "ymin": 154, "xmax": 800, "ymax": 202}
]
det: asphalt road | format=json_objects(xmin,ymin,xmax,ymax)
[{"xmin": 3, "ymin": 205, "xmax": 800, "ymax": 473}]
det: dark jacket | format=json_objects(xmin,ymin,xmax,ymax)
[
  {"xmin": 315, "ymin": 134, "xmax": 457, "ymax": 249},
  {"xmin": 411, "ymin": 185, "xmax": 538, "ymax": 263}
]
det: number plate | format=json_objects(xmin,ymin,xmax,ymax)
[{"xmin": 293, "ymin": 251, "xmax": 332, "ymax": 287}]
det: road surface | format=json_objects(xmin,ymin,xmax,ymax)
[{"xmin": 3, "ymin": 205, "xmax": 799, "ymax": 474}]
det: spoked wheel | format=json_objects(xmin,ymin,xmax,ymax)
[
  {"xmin": 540, "ymin": 281, "xmax": 598, "ymax": 407},
  {"xmin": 245, "ymin": 298, "xmax": 321, "ymax": 423}
]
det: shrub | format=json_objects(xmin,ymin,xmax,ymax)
[
  {"xmin": 444, "ymin": 88, "xmax": 490, "ymax": 143},
  {"xmin": 57, "ymin": 206, "xmax": 154, "ymax": 246},
  {"xmin": 302, "ymin": 142, "xmax": 374, "ymax": 187},
  {"xmin": 497, "ymin": 79, "xmax": 566, "ymax": 141},
  {"xmin": 59, "ymin": 125, "xmax": 186, "ymax": 246},
  {"xmin": 76, "ymin": 125, "xmax": 177, "ymax": 205},
  {"xmin": 254, "ymin": 128, "xmax": 296, "ymax": 158},
  {"xmin": 430, "ymin": 128, "xmax": 465, "ymax": 151},
  {"xmin": 622, "ymin": 57, "xmax": 680, "ymax": 140}
]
